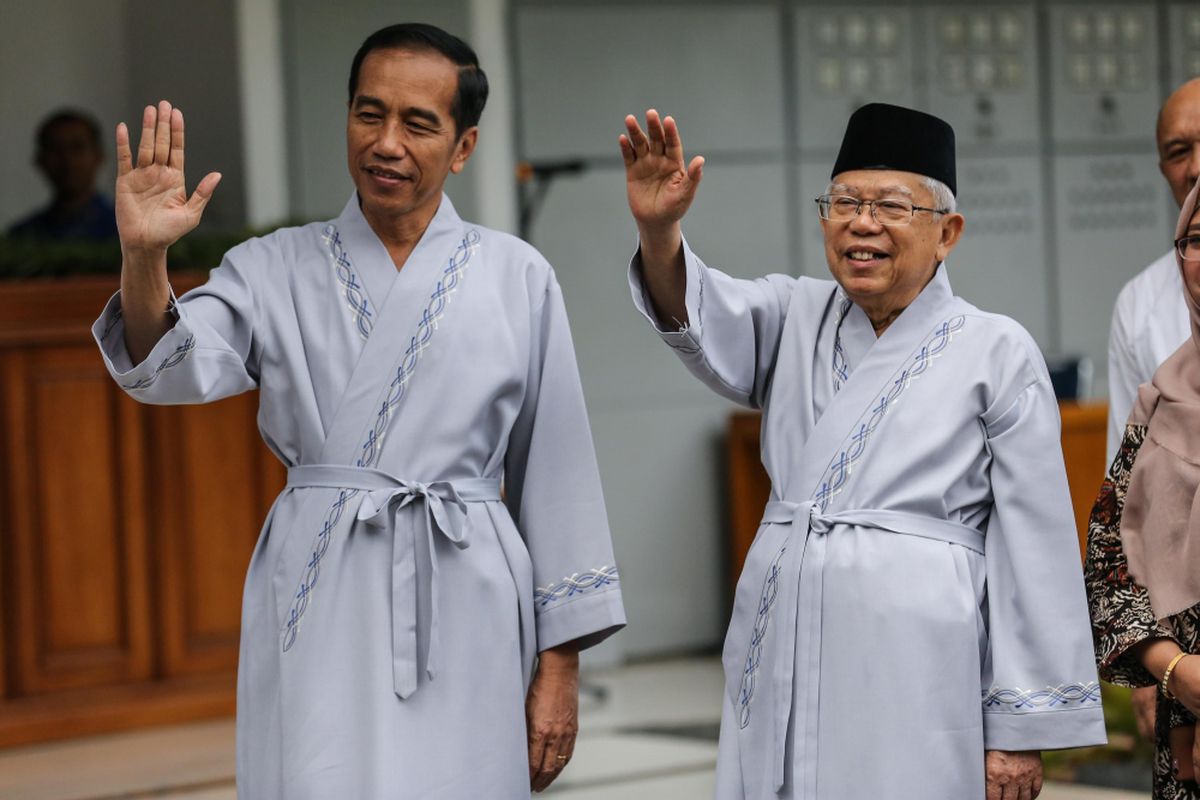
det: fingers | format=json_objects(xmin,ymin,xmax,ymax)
[
  {"xmin": 527, "ymin": 728, "xmax": 546, "ymax": 786},
  {"xmin": 116, "ymin": 123, "xmax": 133, "ymax": 176},
  {"xmin": 136, "ymin": 105, "xmax": 156, "ymax": 167},
  {"xmin": 1031, "ymin": 771, "xmax": 1043, "ymax": 798},
  {"xmin": 623, "ymin": 114, "xmax": 650, "ymax": 159},
  {"xmin": 187, "ymin": 172, "xmax": 222, "ymax": 214},
  {"xmin": 618, "ymin": 134, "xmax": 636, "ymax": 166},
  {"xmin": 153, "ymin": 100, "xmax": 172, "ymax": 166},
  {"xmin": 169, "ymin": 108, "xmax": 186, "ymax": 171},
  {"xmin": 662, "ymin": 115, "xmax": 685, "ymax": 164},
  {"xmin": 531, "ymin": 733, "xmax": 573, "ymax": 792},
  {"xmin": 645, "ymin": 109, "xmax": 667, "ymax": 156},
  {"xmin": 1017, "ymin": 782, "xmax": 1033, "ymax": 800},
  {"xmin": 687, "ymin": 155, "xmax": 705, "ymax": 185}
]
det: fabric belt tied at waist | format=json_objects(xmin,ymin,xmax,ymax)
[
  {"xmin": 756, "ymin": 500, "xmax": 983, "ymax": 796},
  {"xmin": 287, "ymin": 464, "xmax": 501, "ymax": 700}
]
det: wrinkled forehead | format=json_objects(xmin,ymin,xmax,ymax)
[{"xmin": 829, "ymin": 169, "xmax": 930, "ymax": 200}]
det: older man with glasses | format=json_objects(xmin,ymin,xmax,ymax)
[{"xmin": 620, "ymin": 102, "xmax": 1106, "ymax": 799}]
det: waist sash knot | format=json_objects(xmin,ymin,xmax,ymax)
[{"xmin": 287, "ymin": 464, "xmax": 501, "ymax": 700}]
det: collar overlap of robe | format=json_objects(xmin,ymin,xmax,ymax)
[
  {"xmin": 732, "ymin": 267, "xmax": 981, "ymax": 797},
  {"xmin": 279, "ymin": 195, "xmax": 499, "ymax": 700}
]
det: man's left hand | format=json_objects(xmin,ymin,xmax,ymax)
[
  {"xmin": 526, "ymin": 643, "xmax": 580, "ymax": 792},
  {"xmin": 986, "ymin": 750, "xmax": 1043, "ymax": 800}
]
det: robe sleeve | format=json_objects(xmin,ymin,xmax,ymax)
[
  {"xmin": 1084, "ymin": 424, "xmax": 1177, "ymax": 688},
  {"xmin": 979, "ymin": 364, "xmax": 1108, "ymax": 751},
  {"xmin": 92, "ymin": 239, "xmax": 267, "ymax": 404},
  {"xmin": 627, "ymin": 236, "xmax": 796, "ymax": 408},
  {"xmin": 505, "ymin": 273, "xmax": 625, "ymax": 653}
]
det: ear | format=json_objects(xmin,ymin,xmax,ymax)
[
  {"xmin": 449, "ymin": 126, "xmax": 479, "ymax": 175},
  {"xmin": 934, "ymin": 212, "xmax": 965, "ymax": 263}
]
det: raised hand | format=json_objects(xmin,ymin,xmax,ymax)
[
  {"xmin": 619, "ymin": 110, "xmax": 704, "ymax": 233},
  {"xmin": 115, "ymin": 100, "xmax": 221, "ymax": 255}
]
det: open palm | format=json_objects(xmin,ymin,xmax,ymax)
[
  {"xmin": 619, "ymin": 110, "xmax": 704, "ymax": 230},
  {"xmin": 115, "ymin": 101, "xmax": 221, "ymax": 253}
]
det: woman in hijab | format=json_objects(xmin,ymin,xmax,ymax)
[{"xmin": 1087, "ymin": 176, "xmax": 1200, "ymax": 798}]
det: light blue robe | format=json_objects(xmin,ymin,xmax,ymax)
[
  {"xmin": 95, "ymin": 194, "xmax": 625, "ymax": 798},
  {"xmin": 630, "ymin": 241, "xmax": 1105, "ymax": 799}
]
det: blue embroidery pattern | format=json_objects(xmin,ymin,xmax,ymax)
[
  {"xmin": 831, "ymin": 296, "xmax": 853, "ymax": 393},
  {"xmin": 735, "ymin": 314, "xmax": 967, "ymax": 727},
  {"xmin": 814, "ymin": 315, "xmax": 965, "ymax": 513},
  {"xmin": 737, "ymin": 544, "xmax": 786, "ymax": 729},
  {"xmin": 121, "ymin": 335, "xmax": 196, "ymax": 390},
  {"xmin": 983, "ymin": 682, "xmax": 1101, "ymax": 710},
  {"xmin": 281, "ymin": 229, "xmax": 481, "ymax": 653},
  {"xmin": 322, "ymin": 224, "xmax": 375, "ymax": 340},
  {"xmin": 534, "ymin": 565, "xmax": 619, "ymax": 608}
]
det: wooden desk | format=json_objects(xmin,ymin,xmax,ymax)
[
  {"xmin": 727, "ymin": 402, "xmax": 1109, "ymax": 592},
  {"xmin": 0, "ymin": 276, "xmax": 284, "ymax": 747}
]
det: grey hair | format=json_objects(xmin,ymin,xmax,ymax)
[{"xmin": 922, "ymin": 176, "xmax": 957, "ymax": 213}]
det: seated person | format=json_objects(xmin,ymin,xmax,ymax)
[{"xmin": 8, "ymin": 109, "xmax": 118, "ymax": 241}]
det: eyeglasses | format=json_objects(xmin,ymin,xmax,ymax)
[
  {"xmin": 1177, "ymin": 234, "xmax": 1200, "ymax": 263},
  {"xmin": 815, "ymin": 194, "xmax": 950, "ymax": 226}
]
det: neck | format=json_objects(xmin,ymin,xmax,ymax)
[
  {"xmin": 361, "ymin": 195, "xmax": 442, "ymax": 270},
  {"xmin": 854, "ymin": 264, "xmax": 939, "ymax": 337}
]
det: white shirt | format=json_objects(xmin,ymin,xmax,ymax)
[{"xmin": 1106, "ymin": 249, "xmax": 1191, "ymax": 462}]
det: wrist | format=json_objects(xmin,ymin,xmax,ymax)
[{"xmin": 537, "ymin": 643, "xmax": 580, "ymax": 675}]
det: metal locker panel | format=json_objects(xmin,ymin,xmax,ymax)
[
  {"xmin": 1053, "ymin": 152, "xmax": 1173, "ymax": 394},
  {"xmin": 515, "ymin": 4, "xmax": 786, "ymax": 160},
  {"xmin": 921, "ymin": 4, "xmax": 1042, "ymax": 148},
  {"xmin": 794, "ymin": 4, "xmax": 918, "ymax": 154},
  {"xmin": 1046, "ymin": 3, "xmax": 1160, "ymax": 144},
  {"xmin": 948, "ymin": 156, "xmax": 1051, "ymax": 346},
  {"xmin": 1167, "ymin": 3, "xmax": 1200, "ymax": 88}
]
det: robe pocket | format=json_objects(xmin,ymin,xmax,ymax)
[{"xmin": 722, "ymin": 521, "xmax": 790, "ymax": 709}]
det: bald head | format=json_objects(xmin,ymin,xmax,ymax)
[{"xmin": 1157, "ymin": 77, "xmax": 1200, "ymax": 208}]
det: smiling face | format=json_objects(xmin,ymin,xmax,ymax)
[
  {"xmin": 821, "ymin": 169, "xmax": 964, "ymax": 325},
  {"xmin": 1158, "ymin": 78, "xmax": 1200, "ymax": 209},
  {"xmin": 346, "ymin": 47, "xmax": 477, "ymax": 233}
]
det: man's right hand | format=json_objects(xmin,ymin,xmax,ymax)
[
  {"xmin": 619, "ymin": 109, "xmax": 703, "ymax": 236},
  {"xmin": 116, "ymin": 100, "xmax": 221, "ymax": 256}
]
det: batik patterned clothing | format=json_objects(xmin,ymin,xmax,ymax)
[
  {"xmin": 1088, "ymin": 423, "xmax": 1200, "ymax": 799},
  {"xmin": 630, "ymin": 240, "xmax": 1106, "ymax": 799},
  {"xmin": 95, "ymin": 194, "xmax": 625, "ymax": 798}
]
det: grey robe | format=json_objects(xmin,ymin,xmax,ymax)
[
  {"xmin": 630, "ymin": 241, "xmax": 1105, "ymax": 799},
  {"xmin": 95, "ymin": 194, "xmax": 625, "ymax": 798}
]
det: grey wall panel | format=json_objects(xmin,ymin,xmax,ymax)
[
  {"xmin": 124, "ymin": 0, "xmax": 247, "ymax": 233},
  {"xmin": 516, "ymin": 5, "xmax": 786, "ymax": 160},
  {"xmin": 589, "ymin": 403, "xmax": 733, "ymax": 657},
  {"xmin": 1053, "ymin": 152, "xmax": 1172, "ymax": 392},
  {"xmin": 797, "ymin": 160, "xmax": 837, "ymax": 279},
  {"xmin": 529, "ymin": 164, "xmax": 790, "ymax": 408},
  {"xmin": 1167, "ymin": 4, "xmax": 1200, "ymax": 88},
  {"xmin": 794, "ymin": 4, "xmax": 917, "ymax": 154},
  {"xmin": 524, "ymin": 160, "xmax": 788, "ymax": 653},
  {"xmin": 282, "ymin": 0, "xmax": 478, "ymax": 223},
  {"xmin": 922, "ymin": 4, "xmax": 1041, "ymax": 148},
  {"xmin": 1046, "ymin": 4, "xmax": 1160, "ymax": 143},
  {"xmin": 948, "ymin": 157, "xmax": 1050, "ymax": 346}
]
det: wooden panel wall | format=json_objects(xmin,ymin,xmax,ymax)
[{"xmin": 0, "ymin": 276, "xmax": 284, "ymax": 747}]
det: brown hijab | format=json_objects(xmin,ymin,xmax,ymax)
[{"xmin": 1121, "ymin": 176, "xmax": 1200, "ymax": 620}]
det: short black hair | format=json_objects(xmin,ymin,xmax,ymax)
[
  {"xmin": 348, "ymin": 23, "xmax": 489, "ymax": 137},
  {"xmin": 36, "ymin": 108, "xmax": 103, "ymax": 152}
]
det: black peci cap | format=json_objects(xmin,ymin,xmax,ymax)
[{"xmin": 830, "ymin": 103, "xmax": 957, "ymax": 196}]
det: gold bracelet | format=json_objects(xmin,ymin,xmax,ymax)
[{"xmin": 1161, "ymin": 652, "xmax": 1189, "ymax": 699}]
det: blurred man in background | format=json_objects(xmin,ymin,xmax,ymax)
[{"xmin": 8, "ymin": 108, "xmax": 118, "ymax": 241}]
